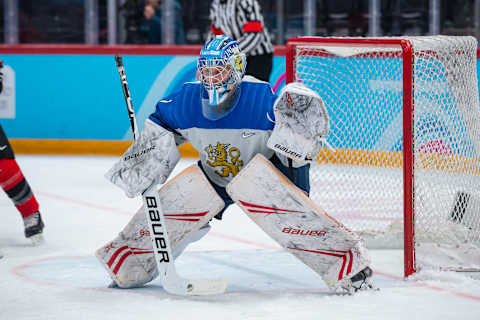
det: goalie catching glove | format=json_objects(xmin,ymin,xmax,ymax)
[
  {"xmin": 105, "ymin": 119, "xmax": 180, "ymax": 198},
  {"xmin": 267, "ymin": 82, "xmax": 331, "ymax": 162}
]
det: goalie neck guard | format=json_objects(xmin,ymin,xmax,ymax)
[{"xmin": 198, "ymin": 35, "xmax": 246, "ymax": 120}]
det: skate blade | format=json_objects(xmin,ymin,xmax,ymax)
[
  {"xmin": 334, "ymin": 279, "xmax": 379, "ymax": 295},
  {"xmin": 29, "ymin": 233, "xmax": 45, "ymax": 246}
]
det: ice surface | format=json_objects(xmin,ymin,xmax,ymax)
[{"xmin": 1, "ymin": 155, "xmax": 479, "ymax": 320}]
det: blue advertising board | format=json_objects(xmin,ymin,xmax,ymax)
[
  {"xmin": 0, "ymin": 48, "xmax": 479, "ymax": 156},
  {"xmin": 0, "ymin": 53, "xmax": 287, "ymax": 141}
]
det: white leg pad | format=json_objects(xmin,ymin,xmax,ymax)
[
  {"xmin": 95, "ymin": 164, "xmax": 224, "ymax": 288},
  {"xmin": 226, "ymin": 154, "xmax": 371, "ymax": 289}
]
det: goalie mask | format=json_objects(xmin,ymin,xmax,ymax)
[{"xmin": 198, "ymin": 35, "xmax": 246, "ymax": 120}]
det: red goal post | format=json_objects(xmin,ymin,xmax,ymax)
[{"xmin": 286, "ymin": 36, "xmax": 480, "ymax": 277}]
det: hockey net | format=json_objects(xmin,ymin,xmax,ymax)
[{"xmin": 286, "ymin": 36, "xmax": 480, "ymax": 276}]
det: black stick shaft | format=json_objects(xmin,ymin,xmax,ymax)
[{"xmin": 115, "ymin": 55, "xmax": 140, "ymax": 140}]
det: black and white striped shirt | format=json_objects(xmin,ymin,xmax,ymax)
[{"xmin": 209, "ymin": 0, "xmax": 274, "ymax": 56}]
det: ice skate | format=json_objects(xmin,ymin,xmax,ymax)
[
  {"xmin": 23, "ymin": 211, "xmax": 45, "ymax": 245},
  {"xmin": 336, "ymin": 267, "xmax": 377, "ymax": 295}
]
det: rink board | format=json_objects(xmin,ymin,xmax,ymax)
[{"xmin": 1, "ymin": 46, "xmax": 480, "ymax": 153}]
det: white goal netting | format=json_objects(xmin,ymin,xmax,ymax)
[{"xmin": 290, "ymin": 36, "xmax": 480, "ymax": 274}]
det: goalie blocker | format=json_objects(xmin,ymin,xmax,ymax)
[{"xmin": 226, "ymin": 154, "xmax": 373, "ymax": 292}]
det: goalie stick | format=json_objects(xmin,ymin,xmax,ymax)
[{"xmin": 114, "ymin": 55, "xmax": 227, "ymax": 295}]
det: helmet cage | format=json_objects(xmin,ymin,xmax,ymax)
[
  {"xmin": 197, "ymin": 35, "xmax": 246, "ymax": 107},
  {"xmin": 198, "ymin": 58, "xmax": 234, "ymax": 90},
  {"xmin": 198, "ymin": 53, "xmax": 245, "ymax": 91}
]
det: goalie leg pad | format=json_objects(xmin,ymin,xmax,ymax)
[
  {"xmin": 96, "ymin": 164, "xmax": 225, "ymax": 288},
  {"xmin": 226, "ymin": 154, "xmax": 371, "ymax": 289}
]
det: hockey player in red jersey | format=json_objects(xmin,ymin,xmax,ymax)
[
  {"xmin": 0, "ymin": 61, "xmax": 44, "ymax": 245},
  {"xmin": 96, "ymin": 36, "xmax": 374, "ymax": 295}
]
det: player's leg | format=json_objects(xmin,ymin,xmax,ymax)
[
  {"xmin": 268, "ymin": 153, "xmax": 310, "ymax": 195},
  {"xmin": 227, "ymin": 154, "xmax": 374, "ymax": 294},
  {"xmin": 269, "ymin": 154, "xmax": 374, "ymax": 292},
  {"xmin": 0, "ymin": 125, "xmax": 44, "ymax": 243},
  {"xmin": 196, "ymin": 159, "xmax": 235, "ymax": 220},
  {"xmin": 95, "ymin": 164, "xmax": 225, "ymax": 288}
]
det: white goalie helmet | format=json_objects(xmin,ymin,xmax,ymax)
[{"xmin": 198, "ymin": 35, "xmax": 246, "ymax": 120}]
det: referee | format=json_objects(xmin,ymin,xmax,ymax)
[{"xmin": 209, "ymin": 0, "xmax": 274, "ymax": 82}]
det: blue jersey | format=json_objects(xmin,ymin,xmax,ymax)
[{"xmin": 149, "ymin": 77, "xmax": 277, "ymax": 187}]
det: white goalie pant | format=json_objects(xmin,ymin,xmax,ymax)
[
  {"xmin": 95, "ymin": 165, "xmax": 225, "ymax": 288},
  {"xmin": 226, "ymin": 154, "xmax": 371, "ymax": 289}
]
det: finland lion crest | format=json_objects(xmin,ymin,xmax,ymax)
[{"xmin": 205, "ymin": 142, "xmax": 243, "ymax": 177}]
